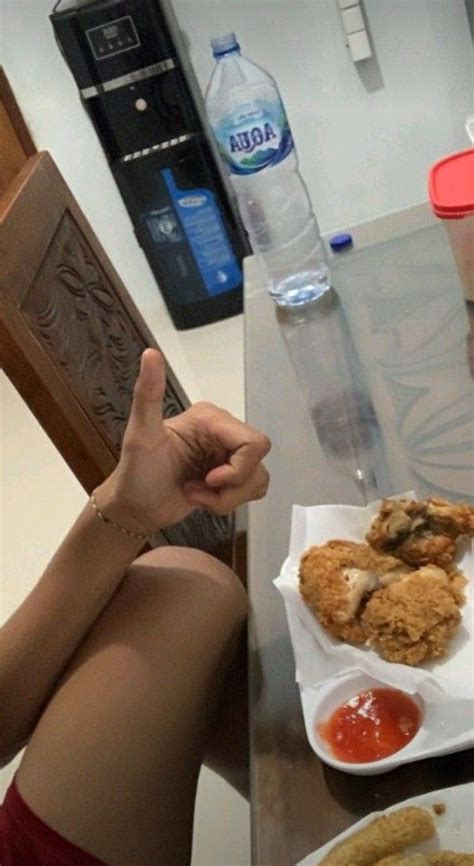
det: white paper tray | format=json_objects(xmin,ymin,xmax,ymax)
[{"xmin": 275, "ymin": 497, "xmax": 474, "ymax": 775}]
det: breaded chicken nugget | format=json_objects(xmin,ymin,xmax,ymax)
[
  {"xmin": 367, "ymin": 498, "xmax": 474, "ymax": 568},
  {"xmin": 362, "ymin": 567, "xmax": 462, "ymax": 665},
  {"xmin": 299, "ymin": 541, "xmax": 409, "ymax": 643},
  {"xmin": 317, "ymin": 806, "xmax": 434, "ymax": 866},
  {"xmin": 427, "ymin": 856, "xmax": 474, "ymax": 866}
]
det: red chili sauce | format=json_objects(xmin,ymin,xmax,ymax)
[{"xmin": 317, "ymin": 688, "xmax": 421, "ymax": 764}]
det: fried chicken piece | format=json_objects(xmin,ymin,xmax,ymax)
[
  {"xmin": 317, "ymin": 806, "xmax": 435, "ymax": 866},
  {"xmin": 446, "ymin": 566, "xmax": 468, "ymax": 607},
  {"xmin": 427, "ymin": 854, "xmax": 474, "ymax": 865},
  {"xmin": 392, "ymin": 534, "xmax": 456, "ymax": 569},
  {"xmin": 362, "ymin": 566, "xmax": 463, "ymax": 665},
  {"xmin": 299, "ymin": 541, "xmax": 410, "ymax": 643},
  {"xmin": 367, "ymin": 498, "xmax": 474, "ymax": 568}
]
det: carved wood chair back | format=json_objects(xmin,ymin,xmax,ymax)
[{"xmin": 0, "ymin": 151, "xmax": 230, "ymax": 551}]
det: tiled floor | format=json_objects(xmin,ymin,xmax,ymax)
[{"xmin": 0, "ymin": 368, "xmax": 250, "ymax": 865}]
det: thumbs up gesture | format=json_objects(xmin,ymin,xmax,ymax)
[{"xmin": 96, "ymin": 349, "xmax": 271, "ymax": 533}]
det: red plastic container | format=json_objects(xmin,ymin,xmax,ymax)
[{"xmin": 429, "ymin": 148, "xmax": 474, "ymax": 300}]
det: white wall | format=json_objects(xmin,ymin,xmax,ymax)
[
  {"xmin": 0, "ymin": 0, "xmax": 472, "ymax": 358},
  {"xmin": 174, "ymin": 0, "xmax": 473, "ymax": 233},
  {"xmin": 1, "ymin": 1, "xmax": 472, "ymax": 252},
  {"xmin": 1, "ymin": 0, "xmax": 472, "ymax": 259}
]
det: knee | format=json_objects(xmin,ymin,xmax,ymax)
[{"xmin": 129, "ymin": 546, "xmax": 248, "ymax": 624}]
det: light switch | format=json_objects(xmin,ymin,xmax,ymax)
[
  {"xmin": 341, "ymin": 5, "xmax": 365, "ymax": 34},
  {"xmin": 338, "ymin": 0, "xmax": 358, "ymax": 9},
  {"xmin": 347, "ymin": 29, "xmax": 372, "ymax": 62}
]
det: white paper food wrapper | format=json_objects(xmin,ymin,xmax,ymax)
[{"xmin": 274, "ymin": 495, "xmax": 474, "ymax": 699}]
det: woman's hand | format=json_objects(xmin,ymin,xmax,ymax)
[{"xmin": 96, "ymin": 349, "xmax": 271, "ymax": 532}]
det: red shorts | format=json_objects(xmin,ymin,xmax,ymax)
[{"xmin": 0, "ymin": 779, "xmax": 107, "ymax": 866}]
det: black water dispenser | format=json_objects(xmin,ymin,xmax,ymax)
[{"xmin": 51, "ymin": 0, "xmax": 249, "ymax": 329}]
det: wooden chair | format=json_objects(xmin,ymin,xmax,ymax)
[{"xmin": 0, "ymin": 71, "xmax": 231, "ymax": 553}]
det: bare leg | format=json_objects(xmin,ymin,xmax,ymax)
[
  {"xmin": 205, "ymin": 531, "xmax": 250, "ymax": 799},
  {"xmin": 16, "ymin": 547, "xmax": 247, "ymax": 866},
  {"xmin": 204, "ymin": 627, "xmax": 249, "ymax": 800}
]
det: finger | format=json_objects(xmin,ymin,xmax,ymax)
[
  {"xmin": 185, "ymin": 464, "xmax": 270, "ymax": 514},
  {"xmin": 127, "ymin": 349, "xmax": 166, "ymax": 439},
  {"xmin": 186, "ymin": 471, "xmax": 269, "ymax": 513},
  {"xmin": 213, "ymin": 416, "xmax": 271, "ymax": 459},
  {"xmin": 183, "ymin": 480, "xmax": 210, "ymax": 495},
  {"xmin": 205, "ymin": 445, "xmax": 261, "ymax": 488},
  {"xmin": 184, "ymin": 456, "xmax": 267, "ymax": 494},
  {"xmin": 204, "ymin": 420, "xmax": 271, "ymax": 488}
]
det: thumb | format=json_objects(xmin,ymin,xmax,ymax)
[{"xmin": 128, "ymin": 348, "xmax": 166, "ymax": 435}]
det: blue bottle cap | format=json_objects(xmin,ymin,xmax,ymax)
[
  {"xmin": 211, "ymin": 33, "xmax": 240, "ymax": 58},
  {"xmin": 330, "ymin": 233, "xmax": 353, "ymax": 252}
]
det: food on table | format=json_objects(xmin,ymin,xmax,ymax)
[
  {"xmin": 316, "ymin": 798, "xmax": 474, "ymax": 866},
  {"xmin": 442, "ymin": 566, "xmax": 470, "ymax": 607},
  {"xmin": 366, "ymin": 497, "xmax": 474, "ymax": 568},
  {"xmin": 373, "ymin": 856, "xmax": 427, "ymax": 866},
  {"xmin": 332, "ymin": 849, "xmax": 474, "ymax": 865},
  {"xmin": 299, "ymin": 541, "xmax": 410, "ymax": 643},
  {"xmin": 427, "ymin": 855, "xmax": 474, "ymax": 865},
  {"xmin": 298, "ymin": 495, "xmax": 470, "ymax": 666},
  {"xmin": 320, "ymin": 848, "xmax": 474, "ymax": 866},
  {"xmin": 361, "ymin": 567, "xmax": 463, "ymax": 665},
  {"xmin": 317, "ymin": 687, "xmax": 421, "ymax": 763},
  {"xmin": 317, "ymin": 806, "xmax": 435, "ymax": 866}
]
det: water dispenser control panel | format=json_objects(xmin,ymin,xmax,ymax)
[{"xmin": 86, "ymin": 15, "xmax": 140, "ymax": 61}]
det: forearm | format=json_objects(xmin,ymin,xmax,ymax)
[{"xmin": 0, "ymin": 480, "xmax": 144, "ymax": 761}]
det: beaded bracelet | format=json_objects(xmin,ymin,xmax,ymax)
[{"xmin": 90, "ymin": 490, "xmax": 151, "ymax": 540}]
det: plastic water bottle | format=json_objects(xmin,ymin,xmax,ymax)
[{"xmin": 205, "ymin": 33, "xmax": 330, "ymax": 306}]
